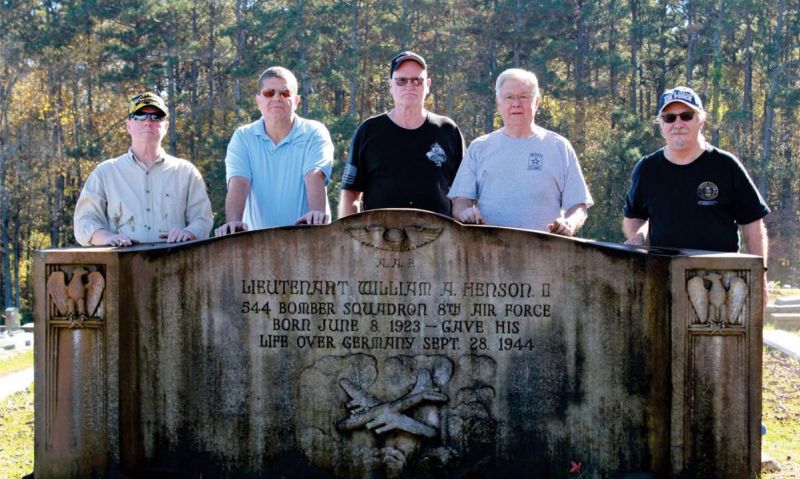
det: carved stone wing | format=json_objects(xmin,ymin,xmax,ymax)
[
  {"xmin": 726, "ymin": 276, "xmax": 748, "ymax": 324},
  {"xmin": 85, "ymin": 271, "xmax": 106, "ymax": 318},
  {"xmin": 339, "ymin": 378, "xmax": 379, "ymax": 411},
  {"xmin": 372, "ymin": 412, "xmax": 437, "ymax": 438},
  {"xmin": 47, "ymin": 271, "xmax": 69, "ymax": 316},
  {"xmin": 687, "ymin": 276, "xmax": 708, "ymax": 323},
  {"xmin": 346, "ymin": 225, "xmax": 443, "ymax": 251},
  {"xmin": 403, "ymin": 225, "xmax": 444, "ymax": 250}
]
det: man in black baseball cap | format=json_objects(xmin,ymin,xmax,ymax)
[
  {"xmin": 623, "ymin": 85, "xmax": 769, "ymax": 300},
  {"xmin": 339, "ymin": 50, "xmax": 464, "ymax": 218},
  {"xmin": 389, "ymin": 51, "xmax": 427, "ymax": 76}
]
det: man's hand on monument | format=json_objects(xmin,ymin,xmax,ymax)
[
  {"xmin": 624, "ymin": 232, "xmax": 646, "ymax": 246},
  {"xmin": 160, "ymin": 228, "xmax": 197, "ymax": 243},
  {"xmin": 547, "ymin": 217, "xmax": 575, "ymax": 237},
  {"xmin": 215, "ymin": 221, "xmax": 249, "ymax": 237},
  {"xmin": 295, "ymin": 210, "xmax": 329, "ymax": 225},
  {"xmin": 458, "ymin": 205, "xmax": 485, "ymax": 225},
  {"xmin": 107, "ymin": 233, "xmax": 135, "ymax": 247}
]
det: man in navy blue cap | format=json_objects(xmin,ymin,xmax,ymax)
[
  {"xmin": 338, "ymin": 51, "xmax": 464, "ymax": 217},
  {"xmin": 622, "ymin": 86, "xmax": 769, "ymax": 266}
]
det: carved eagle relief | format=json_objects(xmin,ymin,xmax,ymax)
[
  {"xmin": 47, "ymin": 267, "xmax": 105, "ymax": 327},
  {"xmin": 687, "ymin": 272, "xmax": 748, "ymax": 326},
  {"xmin": 345, "ymin": 225, "xmax": 443, "ymax": 252}
]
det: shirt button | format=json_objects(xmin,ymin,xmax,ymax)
[{"xmin": 146, "ymin": 208, "xmax": 150, "ymax": 212}]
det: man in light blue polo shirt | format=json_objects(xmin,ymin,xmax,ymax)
[{"xmin": 215, "ymin": 66, "xmax": 333, "ymax": 235}]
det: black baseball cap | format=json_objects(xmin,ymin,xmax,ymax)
[{"xmin": 389, "ymin": 51, "xmax": 427, "ymax": 77}]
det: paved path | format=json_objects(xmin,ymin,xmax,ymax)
[
  {"xmin": 763, "ymin": 329, "xmax": 800, "ymax": 361},
  {"xmin": 0, "ymin": 331, "xmax": 35, "ymax": 401},
  {"xmin": 0, "ymin": 367, "xmax": 33, "ymax": 402}
]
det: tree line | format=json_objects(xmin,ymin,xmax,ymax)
[{"xmin": 1, "ymin": 0, "xmax": 799, "ymax": 318}]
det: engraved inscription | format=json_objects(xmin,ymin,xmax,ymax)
[{"xmin": 243, "ymin": 278, "xmax": 551, "ymax": 353}]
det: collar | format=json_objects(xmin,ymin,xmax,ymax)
[
  {"xmin": 127, "ymin": 147, "xmax": 166, "ymax": 169},
  {"xmin": 257, "ymin": 116, "xmax": 298, "ymax": 146}
]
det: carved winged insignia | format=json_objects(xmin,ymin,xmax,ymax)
[
  {"xmin": 346, "ymin": 225, "xmax": 443, "ymax": 251},
  {"xmin": 687, "ymin": 272, "xmax": 748, "ymax": 326},
  {"xmin": 47, "ymin": 267, "xmax": 105, "ymax": 327}
]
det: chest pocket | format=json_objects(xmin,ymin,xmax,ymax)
[{"xmin": 160, "ymin": 191, "xmax": 186, "ymax": 230}]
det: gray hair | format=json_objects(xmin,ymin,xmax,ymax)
[
  {"xmin": 495, "ymin": 68, "xmax": 540, "ymax": 99},
  {"xmin": 257, "ymin": 66, "xmax": 299, "ymax": 94}
]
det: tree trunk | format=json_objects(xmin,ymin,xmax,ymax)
[
  {"xmin": 759, "ymin": 0, "xmax": 786, "ymax": 195},
  {"xmin": 167, "ymin": 21, "xmax": 178, "ymax": 156},
  {"xmin": 234, "ymin": 0, "xmax": 246, "ymax": 124},
  {"xmin": 1, "ymin": 196, "xmax": 11, "ymax": 308},
  {"xmin": 349, "ymin": 1, "xmax": 360, "ymax": 117},
  {"xmin": 48, "ymin": 66, "xmax": 65, "ymax": 247},
  {"xmin": 296, "ymin": 0, "xmax": 310, "ymax": 118},
  {"xmin": 484, "ymin": 38, "xmax": 496, "ymax": 134},
  {"xmin": 685, "ymin": 0, "xmax": 696, "ymax": 84},
  {"xmin": 12, "ymin": 210, "xmax": 20, "ymax": 308},
  {"xmin": 629, "ymin": 0, "xmax": 639, "ymax": 113},
  {"xmin": 742, "ymin": 12, "xmax": 753, "ymax": 129},
  {"xmin": 709, "ymin": 7, "xmax": 723, "ymax": 145}
]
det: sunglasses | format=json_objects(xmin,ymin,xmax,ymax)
[
  {"xmin": 130, "ymin": 112, "xmax": 166, "ymax": 122},
  {"xmin": 262, "ymin": 89, "xmax": 292, "ymax": 99},
  {"xmin": 660, "ymin": 111, "xmax": 696, "ymax": 123},
  {"xmin": 393, "ymin": 77, "xmax": 425, "ymax": 87}
]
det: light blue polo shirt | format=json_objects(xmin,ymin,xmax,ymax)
[{"xmin": 225, "ymin": 115, "xmax": 333, "ymax": 228}]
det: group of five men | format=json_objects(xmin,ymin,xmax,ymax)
[{"xmin": 73, "ymin": 51, "xmax": 769, "ymax": 266}]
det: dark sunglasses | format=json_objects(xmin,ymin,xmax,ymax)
[
  {"xmin": 130, "ymin": 112, "xmax": 166, "ymax": 122},
  {"xmin": 393, "ymin": 77, "xmax": 425, "ymax": 87},
  {"xmin": 660, "ymin": 111, "xmax": 696, "ymax": 123},
  {"xmin": 262, "ymin": 89, "xmax": 292, "ymax": 99}
]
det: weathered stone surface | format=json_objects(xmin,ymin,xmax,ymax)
[
  {"xmin": 34, "ymin": 209, "xmax": 764, "ymax": 478},
  {"xmin": 771, "ymin": 313, "xmax": 800, "ymax": 330},
  {"xmin": 775, "ymin": 296, "xmax": 800, "ymax": 306}
]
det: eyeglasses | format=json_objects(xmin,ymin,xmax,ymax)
[
  {"xmin": 262, "ymin": 89, "xmax": 292, "ymax": 99},
  {"xmin": 500, "ymin": 94, "xmax": 533, "ymax": 103},
  {"xmin": 393, "ymin": 77, "xmax": 425, "ymax": 87},
  {"xmin": 660, "ymin": 111, "xmax": 696, "ymax": 123},
  {"xmin": 130, "ymin": 112, "xmax": 166, "ymax": 122}
]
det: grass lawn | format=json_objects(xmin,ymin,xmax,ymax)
[
  {"xmin": 762, "ymin": 348, "xmax": 800, "ymax": 478},
  {"xmin": 0, "ymin": 348, "xmax": 797, "ymax": 477},
  {"xmin": 0, "ymin": 350, "xmax": 33, "ymax": 378},
  {"xmin": 0, "ymin": 386, "xmax": 33, "ymax": 479}
]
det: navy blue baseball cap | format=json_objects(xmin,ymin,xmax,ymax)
[
  {"xmin": 658, "ymin": 87, "xmax": 704, "ymax": 114},
  {"xmin": 389, "ymin": 51, "xmax": 427, "ymax": 77}
]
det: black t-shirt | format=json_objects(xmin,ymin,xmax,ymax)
[
  {"xmin": 341, "ymin": 112, "xmax": 464, "ymax": 216},
  {"xmin": 623, "ymin": 146, "xmax": 769, "ymax": 252}
]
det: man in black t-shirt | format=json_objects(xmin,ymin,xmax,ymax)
[
  {"xmin": 622, "ymin": 86, "xmax": 769, "ymax": 255},
  {"xmin": 338, "ymin": 51, "xmax": 464, "ymax": 217}
]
